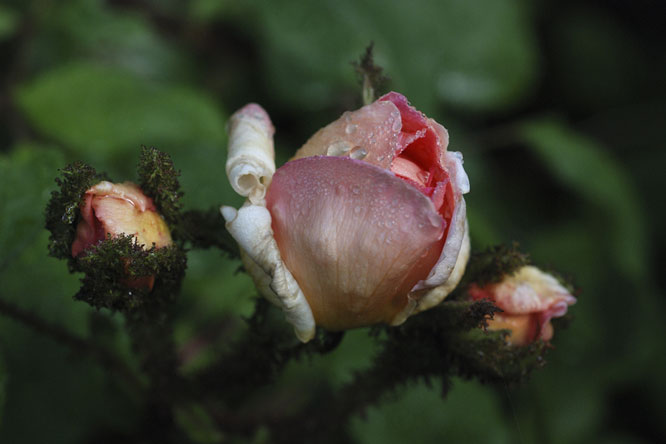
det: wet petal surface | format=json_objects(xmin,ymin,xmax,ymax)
[{"xmin": 266, "ymin": 156, "xmax": 446, "ymax": 329}]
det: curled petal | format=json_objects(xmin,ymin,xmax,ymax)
[
  {"xmin": 266, "ymin": 156, "xmax": 446, "ymax": 330},
  {"xmin": 221, "ymin": 204, "xmax": 315, "ymax": 341},
  {"xmin": 226, "ymin": 104, "xmax": 276, "ymax": 204}
]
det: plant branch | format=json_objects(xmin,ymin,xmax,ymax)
[{"xmin": 0, "ymin": 296, "xmax": 144, "ymax": 393}]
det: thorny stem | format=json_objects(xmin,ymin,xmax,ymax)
[{"xmin": 0, "ymin": 296, "xmax": 145, "ymax": 394}]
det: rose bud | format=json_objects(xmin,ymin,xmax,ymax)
[
  {"xmin": 222, "ymin": 93, "xmax": 470, "ymax": 341},
  {"xmin": 71, "ymin": 181, "xmax": 173, "ymax": 289},
  {"xmin": 468, "ymin": 266, "xmax": 577, "ymax": 346}
]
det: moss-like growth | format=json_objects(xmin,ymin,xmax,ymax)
[
  {"xmin": 44, "ymin": 161, "xmax": 107, "ymax": 265},
  {"xmin": 137, "ymin": 146, "xmax": 183, "ymax": 228},
  {"xmin": 462, "ymin": 243, "xmax": 532, "ymax": 289},
  {"xmin": 75, "ymin": 234, "xmax": 186, "ymax": 313}
]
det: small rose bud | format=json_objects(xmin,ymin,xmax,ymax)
[
  {"xmin": 469, "ymin": 266, "xmax": 577, "ymax": 345},
  {"xmin": 71, "ymin": 181, "xmax": 173, "ymax": 289},
  {"xmin": 223, "ymin": 93, "xmax": 470, "ymax": 341}
]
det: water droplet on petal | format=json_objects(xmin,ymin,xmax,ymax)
[
  {"xmin": 427, "ymin": 212, "xmax": 442, "ymax": 228},
  {"xmin": 351, "ymin": 185, "xmax": 360, "ymax": 195},
  {"xmin": 350, "ymin": 146, "xmax": 368, "ymax": 160},
  {"xmin": 326, "ymin": 140, "xmax": 352, "ymax": 156},
  {"xmin": 345, "ymin": 124, "xmax": 358, "ymax": 135}
]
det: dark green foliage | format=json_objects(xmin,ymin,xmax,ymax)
[
  {"xmin": 138, "ymin": 146, "xmax": 183, "ymax": 228},
  {"xmin": 44, "ymin": 162, "xmax": 107, "ymax": 264}
]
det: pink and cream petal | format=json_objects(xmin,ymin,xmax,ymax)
[
  {"xmin": 221, "ymin": 204, "xmax": 315, "ymax": 342},
  {"xmin": 493, "ymin": 266, "xmax": 576, "ymax": 315},
  {"xmin": 266, "ymin": 156, "xmax": 446, "ymax": 330}
]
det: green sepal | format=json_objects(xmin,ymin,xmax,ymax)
[
  {"xmin": 44, "ymin": 161, "xmax": 107, "ymax": 265},
  {"xmin": 137, "ymin": 146, "xmax": 183, "ymax": 229}
]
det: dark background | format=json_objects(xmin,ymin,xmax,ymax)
[{"xmin": 1, "ymin": 0, "xmax": 665, "ymax": 442}]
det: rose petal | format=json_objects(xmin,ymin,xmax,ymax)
[
  {"xmin": 266, "ymin": 156, "xmax": 446, "ymax": 330},
  {"xmin": 493, "ymin": 266, "xmax": 576, "ymax": 315},
  {"xmin": 71, "ymin": 181, "xmax": 171, "ymax": 257},
  {"xmin": 293, "ymin": 100, "xmax": 402, "ymax": 170},
  {"xmin": 93, "ymin": 197, "xmax": 171, "ymax": 249},
  {"xmin": 487, "ymin": 313, "xmax": 537, "ymax": 346}
]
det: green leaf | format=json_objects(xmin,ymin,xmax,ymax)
[
  {"xmin": 517, "ymin": 118, "xmax": 647, "ymax": 280},
  {"xmin": 29, "ymin": 0, "xmax": 187, "ymax": 80},
  {"xmin": 0, "ymin": 6, "xmax": 18, "ymax": 41},
  {"xmin": 252, "ymin": 0, "xmax": 537, "ymax": 112},
  {"xmin": 0, "ymin": 145, "xmax": 65, "ymax": 271},
  {"xmin": 16, "ymin": 62, "xmax": 225, "ymax": 160},
  {"xmin": 351, "ymin": 379, "xmax": 512, "ymax": 444},
  {"xmin": 0, "ymin": 351, "xmax": 6, "ymax": 426}
]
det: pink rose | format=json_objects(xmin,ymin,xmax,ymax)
[
  {"xmin": 223, "ymin": 92, "xmax": 470, "ymax": 341},
  {"xmin": 71, "ymin": 181, "xmax": 173, "ymax": 289},
  {"xmin": 469, "ymin": 266, "xmax": 577, "ymax": 345}
]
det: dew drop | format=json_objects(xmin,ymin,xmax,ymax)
[
  {"xmin": 350, "ymin": 146, "xmax": 368, "ymax": 160},
  {"xmin": 345, "ymin": 124, "xmax": 358, "ymax": 135},
  {"xmin": 392, "ymin": 119, "xmax": 401, "ymax": 132},
  {"xmin": 326, "ymin": 140, "xmax": 352, "ymax": 156},
  {"xmin": 351, "ymin": 185, "xmax": 361, "ymax": 195},
  {"xmin": 427, "ymin": 212, "xmax": 442, "ymax": 228}
]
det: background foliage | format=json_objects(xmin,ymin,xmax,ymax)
[{"xmin": 1, "ymin": 0, "xmax": 665, "ymax": 442}]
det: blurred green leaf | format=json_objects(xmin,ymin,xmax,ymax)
[
  {"xmin": 0, "ymin": 351, "xmax": 6, "ymax": 426},
  {"xmin": 548, "ymin": 6, "xmax": 650, "ymax": 113},
  {"xmin": 517, "ymin": 118, "xmax": 647, "ymax": 281},
  {"xmin": 0, "ymin": 6, "xmax": 18, "ymax": 41},
  {"xmin": 252, "ymin": 0, "xmax": 537, "ymax": 112},
  {"xmin": 0, "ymin": 145, "xmax": 64, "ymax": 271},
  {"xmin": 16, "ymin": 62, "xmax": 225, "ymax": 160},
  {"xmin": 27, "ymin": 0, "xmax": 188, "ymax": 79},
  {"xmin": 352, "ymin": 379, "xmax": 512, "ymax": 444}
]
